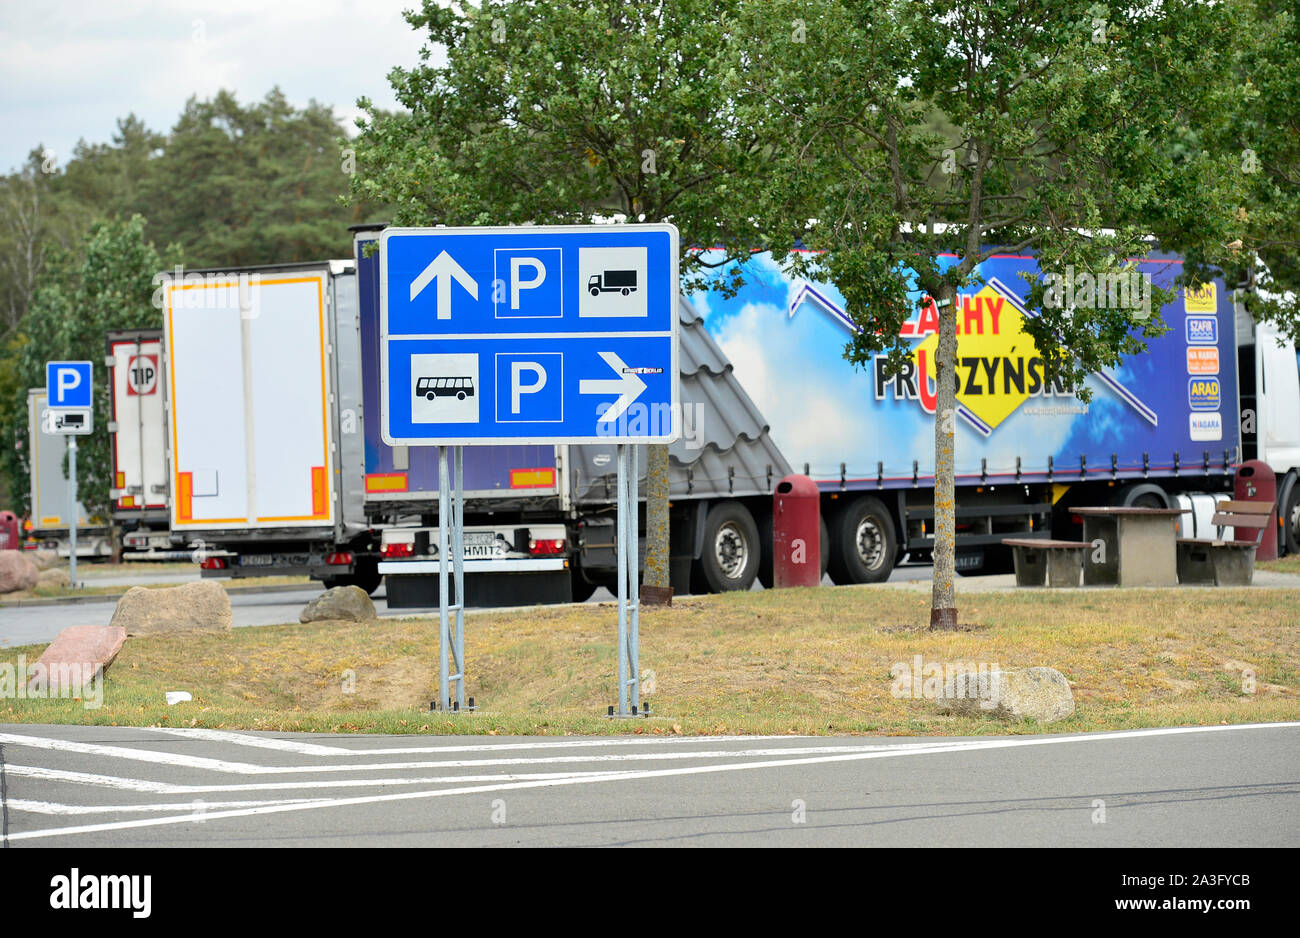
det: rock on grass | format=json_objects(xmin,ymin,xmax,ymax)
[
  {"xmin": 109, "ymin": 580, "xmax": 233, "ymax": 636},
  {"xmin": 935, "ymin": 666, "xmax": 1075, "ymax": 723},
  {"xmin": 301, "ymin": 585, "xmax": 377, "ymax": 624}
]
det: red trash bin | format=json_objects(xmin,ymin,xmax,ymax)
[
  {"xmin": 1234, "ymin": 460, "xmax": 1278, "ymax": 561},
  {"xmin": 773, "ymin": 475, "xmax": 821, "ymax": 588},
  {"xmin": 0, "ymin": 511, "xmax": 18, "ymax": 551}
]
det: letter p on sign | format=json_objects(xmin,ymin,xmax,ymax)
[{"xmin": 46, "ymin": 361, "xmax": 93, "ymax": 408}]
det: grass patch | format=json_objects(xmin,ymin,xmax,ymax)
[
  {"xmin": 1259, "ymin": 554, "xmax": 1300, "ymax": 575},
  {"xmin": 2, "ymin": 586, "xmax": 1297, "ymax": 736}
]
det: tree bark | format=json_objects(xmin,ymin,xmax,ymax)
[
  {"xmin": 644, "ymin": 442, "xmax": 671, "ymax": 595},
  {"xmin": 930, "ymin": 282, "xmax": 959, "ymax": 630}
]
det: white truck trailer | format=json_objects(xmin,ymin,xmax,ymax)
[{"xmin": 162, "ymin": 260, "xmax": 375, "ymax": 586}]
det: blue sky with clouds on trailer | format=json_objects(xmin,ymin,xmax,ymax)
[{"xmin": 0, "ymin": 0, "xmax": 441, "ymax": 173}]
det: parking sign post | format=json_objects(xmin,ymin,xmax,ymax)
[
  {"xmin": 436, "ymin": 445, "xmax": 470, "ymax": 712},
  {"xmin": 68, "ymin": 436, "xmax": 78, "ymax": 589},
  {"xmin": 45, "ymin": 360, "xmax": 94, "ymax": 587},
  {"xmin": 381, "ymin": 224, "xmax": 679, "ymax": 717}
]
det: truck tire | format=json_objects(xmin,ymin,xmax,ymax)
[
  {"xmin": 828, "ymin": 496, "xmax": 896, "ymax": 584},
  {"xmin": 1114, "ymin": 483, "xmax": 1168, "ymax": 509},
  {"xmin": 695, "ymin": 501, "xmax": 760, "ymax": 592},
  {"xmin": 353, "ymin": 558, "xmax": 382, "ymax": 595},
  {"xmin": 324, "ymin": 558, "xmax": 382, "ymax": 595},
  {"xmin": 1280, "ymin": 476, "xmax": 1300, "ymax": 556},
  {"xmin": 570, "ymin": 567, "xmax": 598, "ymax": 603}
]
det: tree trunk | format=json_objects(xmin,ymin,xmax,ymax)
[
  {"xmin": 643, "ymin": 442, "xmax": 671, "ymax": 596},
  {"xmin": 930, "ymin": 283, "xmax": 959, "ymax": 630}
]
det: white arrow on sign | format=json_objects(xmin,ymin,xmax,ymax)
[
  {"xmin": 410, "ymin": 250, "xmax": 479, "ymax": 320},
  {"xmin": 580, "ymin": 351, "xmax": 648, "ymax": 424}
]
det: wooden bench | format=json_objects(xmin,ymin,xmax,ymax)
[
  {"xmin": 1175, "ymin": 500, "xmax": 1273, "ymax": 586},
  {"xmin": 1002, "ymin": 538, "xmax": 1091, "ymax": 588}
]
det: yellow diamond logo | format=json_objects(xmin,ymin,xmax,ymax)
[{"xmin": 914, "ymin": 282, "xmax": 1036, "ymax": 431}]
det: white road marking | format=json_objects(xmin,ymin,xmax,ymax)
[
  {"xmin": 146, "ymin": 728, "xmax": 344, "ymax": 755},
  {"xmin": 7, "ymin": 797, "xmax": 325, "ymax": 815},
  {"xmin": 136, "ymin": 728, "xmax": 818, "ymax": 756},
  {"xmin": 7, "ymin": 722, "xmax": 1297, "ymax": 842},
  {"xmin": 4, "ymin": 763, "xmax": 635, "ymax": 794},
  {"xmin": 0, "ymin": 734, "xmax": 977, "ymax": 774}
]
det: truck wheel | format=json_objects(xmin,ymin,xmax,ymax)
[
  {"xmin": 695, "ymin": 501, "xmax": 760, "ymax": 592},
  {"xmin": 590, "ymin": 287, "xmax": 600, "ymax": 297},
  {"xmin": 818, "ymin": 515, "xmax": 831, "ymax": 583},
  {"xmin": 828, "ymin": 496, "xmax": 896, "ymax": 584},
  {"xmin": 571, "ymin": 566, "xmax": 598, "ymax": 603},
  {"xmin": 1115, "ymin": 483, "xmax": 1168, "ymax": 509},
  {"xmin": 1281, "ymin": 478, "xmax": 1300, "ymax": 555},
  {"xmin": 353, "ymin": 558, "xmax": 382, "ymax": 595}
]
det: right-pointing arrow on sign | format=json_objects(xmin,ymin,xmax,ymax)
[{"xmin": 580, "ymin": 352, "xmax": 647, "ymax": 424}]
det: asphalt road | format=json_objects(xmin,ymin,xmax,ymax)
[{"xmin": 1, "ymin": 722, "xmax": 1295, "ymax": 847}]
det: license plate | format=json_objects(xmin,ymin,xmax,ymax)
[
  {"xmin": 464, "ymin": 532, "xmax": 496, "ymax": 547},
  {"xmin": 241, "ymin": 555, "xmax": 276, "ymax": 566}
]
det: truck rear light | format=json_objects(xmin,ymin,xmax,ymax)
[
  {"xmin": 383, "ymin": 543, "xmax": 413, "ymax": 559},
  {"xmin": 326, "ymin": 551, "xmax": 354, "ymax": 566},
  {"xmin": 529, "ymin": 537, "xmax": 566, "ymax": 555},
  {"xmin": 200, "ymin": 558, "xmax": 226, "ymax": 570}
]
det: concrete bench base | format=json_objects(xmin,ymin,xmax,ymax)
[
  {"xmin": 1176, "ymin": 539, "xmax": 1256, "ymax": 586},
  {"xmin": 1003, "ymin": 539, "xmax": 1089, "ymax": 588}
]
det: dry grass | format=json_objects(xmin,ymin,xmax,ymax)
[
  {"xmin": 1260, "ymin": 554, "xmax": 1300, "ymax": 575},
  {"xmin": 2, "ymin": 585, "xmax": 1297, "ymax": 736}
]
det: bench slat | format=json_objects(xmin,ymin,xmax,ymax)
[
  {"xmin": 1211, "ymin": 512, "xmax": 1270, "ymax": 528},
  {"xmin": 1216, "ymin": 500, "xmax": 1274, "ymax": 514},
  {"xmin": 1002, "ymin": 538, "xmax": 1090, "ymax": 549}
]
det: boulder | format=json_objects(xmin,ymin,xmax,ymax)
[
  {"xmin": 935, "ymin": 666, "xmax": 1075, "ymax": 723},
  {"xmin": 300, "ymin": 585, "xmax": 377, "ymax": 624},
  {"xmin": 0, "ymin": 551, "xmax": 39, "ymax": 593},
  {"xmin": 37, "ymin": 567, "xmax": 69, "ymax": 589},
  {"xmin": 27, "ymin": 625, "xmax": 127, "ymax": 694},
  {"xmin": 109, "ymin": 580, "xmax": 232, "ymax": 636}
]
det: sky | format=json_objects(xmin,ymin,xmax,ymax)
[{"xmin": 0, "ymin": 0, "xmax": 440, "ymax": 173}]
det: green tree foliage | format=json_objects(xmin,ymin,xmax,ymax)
[
  {"xmin": 731, "ymin": 0, "xmax": 1249, "ymax": 626},
  {"xmin": 1198, "ymin": 0, "xmax": 1300, "ymax": 337},
  {"xmin": 349, "ymin": 0, "xmax": 791, "ymax": 588},
  {"xmin": 1, "ymin": 217, "xmax": 168, "ymax": 519},
  {"xmin": 0, "ymin": 89, "xmax": 380, "ymax": 510}
]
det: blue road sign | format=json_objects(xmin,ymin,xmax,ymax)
[
  {"xmin": 46, "ymin": 361, "xmax": 94, "ymax": 409},
  {"xmin": 380, "ymin": 224, "xmax": 680, "ymax": 445}
]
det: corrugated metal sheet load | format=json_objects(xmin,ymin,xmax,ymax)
[{"xmin": 570, "ymin": 298, "xmax": 791, "ymax": 503}]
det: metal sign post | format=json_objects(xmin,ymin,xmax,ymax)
[
  {"xmin": 379, "ymin": 225, "xmax": 679, "ymax": 717},
  {"xmin": 45, "ymin": 360, "xmax": 94, "ymax": 588},
  {"xmin": 613, "ymin": 443, "xmax": 643, "ymax": 716},
  {"xmin": 68, "ymin": 435, "xmax": 79, "ymax": 589},
  {"xmin": 437, "ymin": 445, "xmax": 470, "ymax": 712}
]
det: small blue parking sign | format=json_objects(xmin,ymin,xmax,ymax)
[
  {"xmin": 46, "ymin": 361, "xmax": 93, "ymax": 409},
  {"xmin": 380, "ymin": 224, "xmax": 680, "ymax": 445}
]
